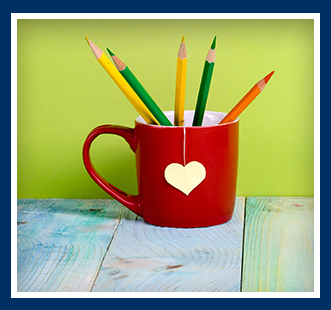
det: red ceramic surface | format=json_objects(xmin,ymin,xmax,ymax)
[{"xmin": 83, "ymin": 111, "xmax": 239, "ymax": 228}]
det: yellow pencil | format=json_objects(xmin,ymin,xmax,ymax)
[
  {"xmin": 85, "ymin": 37, "xmax": 159, "ymax": 125},
  {"xmin": 174, "ymin": 36, "xmax": 187, "ymax": 126}
]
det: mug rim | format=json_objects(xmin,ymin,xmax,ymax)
[{"xmin": 135, "ymin": 110, "xmax": 239, "ymax": 128}]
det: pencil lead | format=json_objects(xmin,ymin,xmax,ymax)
[
  {"xmin": 107, "ymin": 48, "xmax": 115, "ymax": 56},
  {"xmin": 181, "ymin": 36, "xmax": 185, "ymax": 43},
  {"xmin": 264, "ymin": 71, "xmax": 275, "ymax": 84},
  {"xmin": 211, "ymin": 36, "xmax": 217, "ymax": 50},
  {"xmin": 85, "ymin": 37, "xmax": 90, "ymax": 45}
]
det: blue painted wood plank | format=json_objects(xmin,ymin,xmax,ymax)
[
  {"xmin": 92, "ymin": 197, "xmax": 245, "ymax": 292},
  {"xmin": 17, "ymin": 199, "xmax": 124, "ymax": 292},
  {"xmin": 242, "ymin": 197, "xmax": 314, "ymax": 292}
]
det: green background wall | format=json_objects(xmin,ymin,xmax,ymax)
[{"xmin": 17, "ymin": 19, "xmax": 314, "ymax": 198}]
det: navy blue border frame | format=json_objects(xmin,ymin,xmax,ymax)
[{"xmin": 4, "ymin": 2, "xmax": 327, "ymax": 307}]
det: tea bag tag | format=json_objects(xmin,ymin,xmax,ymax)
[{"xmin": 164, "ymin": 119, "xmax": 206, "ymax": 195}]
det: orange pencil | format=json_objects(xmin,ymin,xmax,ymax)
[{"xmin": 219, "ymin": 71, "xmax": 275, "ymax": 124}]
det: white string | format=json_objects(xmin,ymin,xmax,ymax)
[{"xmin": 183, "ymin": 119, "xmax": 186, "ymax": 166}]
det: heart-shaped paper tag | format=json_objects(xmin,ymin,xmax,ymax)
[{"xmin": 164, "ymin": 161, "xmax": 206, "ymax": 195}]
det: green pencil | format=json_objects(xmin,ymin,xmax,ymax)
[
  {"xmin": 192, "ymin": 36, "xmax": 216, "ymax": 126},
  {"xmin": 107, "ymin": 48, "xmax": 173, "ymax": 126}
]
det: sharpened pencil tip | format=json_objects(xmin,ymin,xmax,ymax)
[
  {"xmin": 107, "ymin": 48, "xmax": 115, "ymax": 56},
  {"xmin": 211, "ymin": 36, "xmax": 217, "ymax": 49},
  {"xmin": 181, "ymin": 36, "xmax": 185, "ymax": 43},
  {"xmin": 264, "ymin": 71, "xmax": 275, "ymax": 84},
  {"xmin": 85, "ymin": 37, "xmax": 90, "ymax": 45}
]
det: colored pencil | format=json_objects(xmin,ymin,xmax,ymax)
[
  {"xmin": 219, "ymin": 71, "xmax": 275, "ymax": 125},
  {"xmin": 192, "ymin": 36, "xmax": 217, "ymax": 126},
  {"xmin": 107, "ymin": 48, "xmax": 172, "ymax": 126},
  {"xmin": 85, "ymin": 37, "xmax": 159, "ymax": 125},
  {"xmin": 174, "ymin": 36, "xmax": 187, "ymax": 126}
]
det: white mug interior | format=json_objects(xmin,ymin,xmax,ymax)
[{"xmin": 136, "ymin": 110, "xmax": 238, "ymax": 127}]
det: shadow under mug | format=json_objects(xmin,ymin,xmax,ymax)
[{"xmin": 83, "ymin": 111, "xmax": 239, "ymax": 228}]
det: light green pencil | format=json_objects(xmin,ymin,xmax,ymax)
[
  {"xmin": 192, "ymin": 36, "xmax": 216, "ymax": 126},
  {"xmin": 107, "ymin": 48, "xmax": 172, "ymax": 126}
]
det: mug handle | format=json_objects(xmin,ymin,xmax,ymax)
[{"xmin": 82, "ymin": 125, "xmax": 142, "ymax": 217}]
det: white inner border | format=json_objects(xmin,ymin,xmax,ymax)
[{"xmin": 11, "ymin": 13, "xmax": 320, "ymax": 299}]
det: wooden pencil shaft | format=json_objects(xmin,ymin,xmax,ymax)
[
  {"xmin": 95, "ymin": 54, "xmax": 158, "ymax": 124},
  {"xmin": 111, "ymin": 55, "xmax": 126, "ymax": 71},
  {"xmin": 109, "ymin": 49, "xmax": 172, "ymax": 126},
  {"xmin": 192, "ymin": 61, "xmax": 215, "ymax": 126},
  {"xmin": 121, "ymin": 66, "xmax": 173, "ymax": 126},
  {"xmin": 220, "ymin": 86, "xmax": 260, "ymax": 123},
  {"xmin": 192, "ymin": 37, "xmax": 216, "ymax": 127},
  {"xmin": 177, "ymin": 40, "xmax": 187, "ymax": 60},
  {"xmin": 174, "ymin": 39, "xmax": 187, "ymax": 126},
  {"xmin": 174, "ymin": 56, "xmax": 187, "ymax": 126},
  {"xmin": 219, "ymin": 71, "xmax": 274, "ymax": 125},
  {"xmin": 87, "ymin": 39, "xmax": 159, "ymax": 125}
]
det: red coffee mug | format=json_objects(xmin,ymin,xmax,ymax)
[{"xmin": 83, "ymin": 111, "xmax": 239, "ymax": 228}]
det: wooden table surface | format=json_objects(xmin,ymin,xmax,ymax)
[{"xmin": 17, "ymin": 197, "xmax": 314, "ymax": 293}]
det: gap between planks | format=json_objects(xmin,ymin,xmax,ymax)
[{"xmin": 89, "ymin": 206, "xmax": 125, "ymax": 292}]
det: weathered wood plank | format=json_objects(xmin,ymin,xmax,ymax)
[
  {"xmin": 242, "ymin": 197, "xmax": 314, "ymax": 292},
  {"xmin": 92, "ymin": 197, "xmax": 245, "ymax": 292},
  {"xmin": 17, "ymin": 199, "xmax": 124, "ymax": 292}
]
